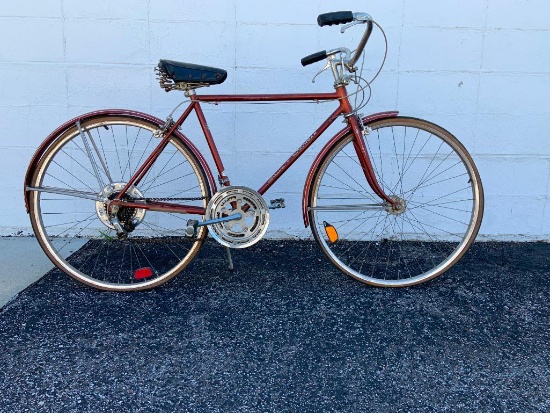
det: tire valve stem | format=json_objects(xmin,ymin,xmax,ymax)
[{"xmin": 323, "ymin": 221, "xmax": 339, "ymax": 243}]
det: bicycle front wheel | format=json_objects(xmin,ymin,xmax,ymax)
[
  {"xmin": 308, "ymin": 117, "xmax": 483, "ymax": 287},
  {"xmin": 28, "ymin": 115, "xmax": 211, "ymax": 291}
]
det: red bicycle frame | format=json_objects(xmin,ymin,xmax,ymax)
[{"xmin": 110, "ymin": 84, "xmax": 397, "ymax": 216}]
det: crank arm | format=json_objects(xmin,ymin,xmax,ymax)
[
  {"xmin": 198, "ymin": 213, "xmax": 242, "ymax": 227},
  {"xmin": 185, "ymin": 213, "xmax": 242, "ymax": 238}
]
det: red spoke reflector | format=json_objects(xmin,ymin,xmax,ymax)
[{"xmin": 134, "ymin": 267, "xmax": 153, "ymax": 279}]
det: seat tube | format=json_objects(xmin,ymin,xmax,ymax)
[
  {"xmin": 192, "ymin": 97, "xmax": 231, "ymax": 186},
  {"xmin": 336, "ymin": 86, "xmax": 396, "ymax": 206}
]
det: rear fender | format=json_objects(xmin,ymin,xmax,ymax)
[
  {"xmin": 24, "ymin": 109, "xmax": 217, "ymax": 212},
  {"xmin": 301, "ymin": 111, "xmax": 399, "ymax": 227}
]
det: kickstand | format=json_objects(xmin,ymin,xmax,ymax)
[{"xmin": 225, "ymin": 246, "xmax": 234, "ymax": 271}]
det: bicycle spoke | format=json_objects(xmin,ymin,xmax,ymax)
[
  {"xmin": 49, "ymin": 160, "xmax": 99, "ymax": 194},
  {"xmin": 140, "ymin": 149, "xmax": 180, "ymax": 192},
  {"xmin": 310, "ymin": 118, "xmax": 482, "ymax": 286},
  {"xmin": 30, "ymin": 116, "xmax": 209, "ymax": 291}
]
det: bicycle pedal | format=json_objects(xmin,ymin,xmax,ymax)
[
  {"xmin": 269, "ymin": 198, "xmax": 285, "ymax": 209},
  {"xmin": 185, "ymin": 219, "xmax": 199, "ymax": 238}
]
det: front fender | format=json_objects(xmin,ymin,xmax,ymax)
[
  {"xmin": 301, "ymin": 111, "xmax": 398, "ymax": 227},
  {"xmin": 24, "ymin": 109, "xmax": 217, "ymax": 212}
]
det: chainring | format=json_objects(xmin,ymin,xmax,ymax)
[{"xmin": 206, "ymin": 186, "xmax": 269, "ymax": 248}]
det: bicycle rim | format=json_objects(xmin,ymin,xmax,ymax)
[
  {"xmin": 28, "ymin": 116, "xmax": 210, "ymax": 291},
  {"xmin": 309, "ymin": 117, "xmax": 483, "ymax": 287}
]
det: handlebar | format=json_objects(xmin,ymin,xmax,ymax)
[
  {"xmin": 301, "ymin": 11, "xmax": 374, "ymax": 72},
  {"xmin": 317, "ymin": 11, "xmax": 354, "ymax": 27},
  {"xmin": 301, "ymin": 50, "xmax": 328, "ymax": 67},
  {"xmin": 349, "ymin": 20, "xmax": 373, "ymax": 68}
]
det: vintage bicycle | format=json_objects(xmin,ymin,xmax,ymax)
[{"xmin": 24, "ymin": 11, "xmax": 484, "ymax": 291}]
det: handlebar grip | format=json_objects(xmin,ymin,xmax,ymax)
[
  {"xmin": 301, "ymin": 50, "xmax": 327, "ymax": 66},
  {"xmin": 317, "ymin": 11, "xmax": 354, "ymax": 27}
]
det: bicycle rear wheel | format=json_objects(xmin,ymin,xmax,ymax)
[
  {"xmin": 28, "ymin": 115, "xmax": 211, "ymax": 291},
  {"xmin": 308, "ymin": 117, "xmax": 483, "ymax": 287}
]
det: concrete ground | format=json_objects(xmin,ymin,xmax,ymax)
[
  {"xmin": 0, "ymin": 239, "xmax": 549, "ymax": 412},
  {"xmin": 0, "ymin": 237, "xmax": 85, "ymax": 308}
]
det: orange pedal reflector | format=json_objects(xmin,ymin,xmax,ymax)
[
  {"xmin": 134, "ymin": 267, "xmax": 153, "ymax": 279},
  {"xmin": 323, "ymin": 221, "xmax": 339, "ymax": 243}
]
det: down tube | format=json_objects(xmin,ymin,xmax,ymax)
[{"xmin": 257, "ymin": 106, "xmax": 343, "ymax": 195}]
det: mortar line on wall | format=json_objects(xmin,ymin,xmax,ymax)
[
  {"xmin": 473, "ymin": 0, "xmax": 490, "ymax": 155},
  {"xmin": 232, "ymin": 0, "xmax": 238, "ymax": 181},
  {"xmin": 147, "ymin": 0, "xmax": 152, "ymax": 113},
  {"xmin": 4, "ymin": 60, "xmax": 550, "ymax": 77},
  {"xmin": 543, "ymin": 159, "xmax": 550, "ymax": 204},
  {"xmin": 395, "ymin": 0, "xmax": 406, "ymax": 108},
  {"xmin": 60, "ymin": 0, "xmax": 69, "ymax": 114}
]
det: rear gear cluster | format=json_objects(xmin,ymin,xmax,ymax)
[{"xmin": 95, "ymin": 183, "xmax": 147, "ymax": 234}]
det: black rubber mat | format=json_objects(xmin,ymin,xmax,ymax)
[{"xmin": 1, "ymin": 240, "xmax": 549, "ymax": 412}]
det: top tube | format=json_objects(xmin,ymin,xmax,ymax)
[{"xmin": 192, "ymin": 91, "xmax": 340, "ymax": 103}]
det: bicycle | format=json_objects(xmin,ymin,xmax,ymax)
[{"xmin": 24, "ymin": 11, "xmax": 484, "ymax": 291}]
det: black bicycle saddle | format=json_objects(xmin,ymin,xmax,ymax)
[{"xmin": 158, "ymin": 60, "xmax": 227, "ymax": 85}]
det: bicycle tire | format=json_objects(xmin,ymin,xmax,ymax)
[
  {"xmin": 308, "ymin": 117, "xmax": 484, "ymax": 287},
  {"xmin": 28, "ymin": 115, "xmax": 211, "ymax": 291}
]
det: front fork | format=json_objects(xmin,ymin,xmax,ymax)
[
  {"xmin": 347, "ymin": 114, "xmax": 396, "ymax": 207},
  {"xmin": 332, "ymin": 84, "xmax": 397, "ymax": 208}
]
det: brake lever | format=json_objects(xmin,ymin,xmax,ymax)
[
  {"xmin": 340, "ymin": 21, "xmax": 361, "ymax": 33},
  {"xmin": 311, "ymin": 58, "xmax": 333, "ymax": 83},
  {"xmin": 340, "ymin": 13, "xmax": 373, "ymax": 33}
]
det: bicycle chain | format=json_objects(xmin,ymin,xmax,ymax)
[{"xmin": 137, "ymin": 197, "xmax": 206, "ymax": 202}]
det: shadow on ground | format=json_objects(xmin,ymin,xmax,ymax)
[{"xmin": 0, "ymin": 241, "xmax": 549, "ymax": 412}]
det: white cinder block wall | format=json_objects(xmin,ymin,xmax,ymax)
[{"xmin": 1, "ymin": 0, "xmax": 548, "ymax": 240}]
